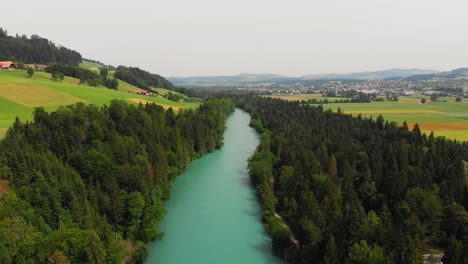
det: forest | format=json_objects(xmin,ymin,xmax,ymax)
[
  {"xmin": 0, "ymin": 28, "xmax": 82, "ymax": 65},
  {"xmin": 114, "ymin": 66, "xmax": 173, "ymax": 90},
  {"xmin": 0, "ymin": 99, "xmax": 235, "ymax": 263},
  {"xmin": 238, "ymin": 97, "xmax": 468, "ymax": 264}
]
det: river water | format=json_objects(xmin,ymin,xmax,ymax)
[{"xmin": 146, "ymin": 108, "xmax": 284, "ymax": 264}]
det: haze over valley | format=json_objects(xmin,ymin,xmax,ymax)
[{"xmin": 0, "ymin": 0, "xmax": 467, "ymax": 263}]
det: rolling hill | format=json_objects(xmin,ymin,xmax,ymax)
[
  {"xmin": 403, "ymin": 68, "xmax": 468, "ymax": 81},
  {"xmin": 0, "ymin": 27, "xmax": 81, "ymax": 65},
  {"xmin": 170, "ymin": 69, "xmax": 438, "ymax": 86},
  {"xmin": 302, "ymin": 68, "xmax": 438, "ymax": 80},
  {"xmin": 169, "ymin": 73, "xmax": 285, "ymax": 85},
  {"xmin": 0, "ymin": 70, "xmax": 201, "ymax": 137}
]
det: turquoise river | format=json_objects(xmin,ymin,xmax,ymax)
[{"xmin": 146, "ymin": 109, "xmax": 284, "ymax": 264}]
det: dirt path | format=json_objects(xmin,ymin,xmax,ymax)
[
  {"xmin": 423, "ymin": 253, "xmax": 444, "ymax": 264},
  {"xmin": 274, "ymin": 212, "xmax": 300, "ymax": 247}
]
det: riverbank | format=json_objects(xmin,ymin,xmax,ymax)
[{"xmin": 146, "ymin": 109, "xmax": 283, "ymax": 263}]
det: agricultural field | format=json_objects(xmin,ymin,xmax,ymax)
[
  {"xmin": 267, "ymin": 93, "xmax": 332, "ymax": 101},
  {"xmin": 81, "ymin": 63, "xmax": 180, "ymax": 97},
  {"xmin": 107, "ymin": 70, "xmax": 145, "ymax": 93},
  {"xmin": 152, "ymin": 87, "xmax": 187, "ymax": 98},
  {"xmin": 80, "ymin": 63, "xmax": 144, "ymax": 94},
  {"xmin": 78, "ymin": 61, "xmax": 102, "ymax": 73},
  {"xmin": 0, "ymin": 70, "xmax": 201, "ymax": 137},
  {"xmin": 268, "ymin": 94, "xmax": 468, "ymax": 141}
]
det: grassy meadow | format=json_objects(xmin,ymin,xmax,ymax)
[
  {"xmin": 78, "ymin": 61, "xmax": 102, "ymax": 73},
  {"xmin": 268, "ymin": 93, "xmax": 332, "ymax": 101},
  {"xmin": 267, "ymin": 94, "xmax": 468, "ymax": 141},
  {"xmin": 0, "ymin": 70, "xmax": 201, "ymax": 137}
]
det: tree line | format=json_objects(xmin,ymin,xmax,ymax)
[
  {"xmin": 0, "ymin": 99, "xmax": 235, "ymax": 263},
  {"xmin": 114, "ymin": 66, "xmax": 173, "ymax": 91},
  {"xmin": 0, "ymin": 28, "xmax": 82, "ymax": 66},
  {"xmin": 237, "ymin": 96, "xmax": 468, "ymax": 264},
  {"xmin": 45, "ymin": 64, "xmax": 118, "ymax": 89}
]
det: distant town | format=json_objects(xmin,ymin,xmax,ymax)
[
  {"xmin": 171, "ymin": 69, "xmax": 468, "ymax": 102},
  {"xmin": 253, "ymin": 79, "xmax": 467, "ymax": 99}
]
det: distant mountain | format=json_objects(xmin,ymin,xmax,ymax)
[
  {"xmin": 403, "ymin": 68, "xmax": 468, "ymax": 81},
  {"xmin": 302, "ymin": 69, "xmax": 438, "ymax": 80},
  {"xmin": 169, "ymin": 73, "xmax": 285, "ymax": 85},
  {"xmin": 171, "ymin": 69, "xmax": 439, "ymax": 85}
]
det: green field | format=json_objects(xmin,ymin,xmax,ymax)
[
  {"xmin": 267, "ymin": 93, "xmax": 330, "ymax": 101},
  {"xmin": 107, "ymin": 71, "xmax": 145, "ymax": 93},
  {"xmin": 0, "ymin": 70, "xmax": 201, "ymax": 137},
  {"xmin": 268, "ymin": 94, "xmax": 468, "ymax": 141},
  {"xmin": 78, "ymin": 61, "xmax": 102, "ymax": 73},
  {"xmin": 152, "ymin": 87, "xmax": 187, "ymax": 98},
  {"xmin": 81, "ymin": 63, "xmax": 180, "ymax": 96}
]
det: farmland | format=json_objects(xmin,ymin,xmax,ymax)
[
  {"xmin": 266, "ymin": 94, "xmax": 468, "ymax": 141},
  {"xmin": 268, "ymin": 93, "xmax": 330, "ymax": 101},
  {"xmin": 0, "ymin": 70, "xmax": 201, "ymax": 137}
]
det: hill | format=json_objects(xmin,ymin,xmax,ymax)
[
  {"xmin": 169, "ymin": 73, "xmax": 285, "ymax": 85},
  {"xmin": 0, "ymin": 28, "xmax": 81, "ymax": 65},
  {"xmin": 115, "ymin": 66, "xmax": 173, "ymax": 90},
  {"xmin": 169, "ymin": 70, "xmax": 438, "ymax": 86},
  {"xmin": 78, "ymin": 60, "xmax": 104, "ymax": 73},
  {"xmin": 303, "ymin": 68, "xmax": 438, "ymax": 80},
  {"xmin": 404, "ymin": 68, "xmax": 468, "ymax": 81},
  {"xmin": 0, "ymin": 70, "xmax": 201, "ymax": 137}
]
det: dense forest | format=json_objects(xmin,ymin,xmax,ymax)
[
  {"xmin": 0, "ymin": 28, "xmax": 82, "ymax": 65},
  {"xmin": 114, "ymin": 66, "xmax": 173, "ymax": 90},
  {"xmin": 238, "ymin": 97, "xmax": 468, "ymax": 264},
  {"xmin": 0, "ymin": 99, "xmax": 234, "ymax": 263}
]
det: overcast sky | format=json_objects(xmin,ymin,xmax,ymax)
[{"xmin": 2, "ymin": 0, "xmax": 468, "ymax": 76}]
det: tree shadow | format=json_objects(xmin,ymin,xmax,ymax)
[
  {"xmin": 243, "ymin": 208, "xmax": 263, "ymax": 220},
  {"xmin": 249, "ymin": 242, "xmax": 284, "ymax": 263}
]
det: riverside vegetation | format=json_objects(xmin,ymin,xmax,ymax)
[
  {"xmin": 239, "ymin": 97, "xmax": 468, "ymax": 264},
  {"xmin": 0, "ymin": 99, "xmax": 235, "ymax": 263}
]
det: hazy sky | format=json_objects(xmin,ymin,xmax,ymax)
[{"xmin": 2, "ymin": 0, "xmax": 468, "ymax": 76}]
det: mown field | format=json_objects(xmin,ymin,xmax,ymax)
[
  {"xmin": 78, "ymin": 62, "xmax": 100, "ymax": 73},
  {"xmin": 266, "ymin": 94, "xmax": 468, "ymax": 141},
  {"xmin": 0, "ymin": 70, "xmax": 201, "ymax": 137},
  {"xmin": 268, "ymin": 93, "xmax": 334, "ymax": 101}
]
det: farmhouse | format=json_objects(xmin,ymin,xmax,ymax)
[
  {"xmin": 137, "ymin": 91, "xmax": 152, "ymax": 96},
  {"xmin": 0, "ymin": 61, "xmax": 16, "ymax": 70}
]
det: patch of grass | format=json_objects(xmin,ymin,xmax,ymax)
[
  {"xmin": 265, "ymin": 94, "xmax": 328, "ymax": 101},
  {"xmin": 432, "ymin": 130, "xmax": 468, "ymax": 142},
  {"xmin": 107, "ymin": 71, "xmax": 145, "ymax": 94},
  {"xmin": 325, "ymin": 96, "xmax": 467, "ymax": 141},
  {"xmin": 0, "ymin": 82, "xmax": 83, "ymax": 107},
  {"xmin": 152, "ymin": 87, "xmax": 187, "ymax": 98},
  {"xmin": 0, "ymin": 96, "xmax": 34, "ymax": 130},
  {"xmin": 0, "ymin": 70, "xmax": 201, "ymax": 138},
  {"xmin": 79, "ymin": 61, "xmax": 103, "ymax": 73}
]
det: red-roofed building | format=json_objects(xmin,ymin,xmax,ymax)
[{"xmin": 0, "ymin": 61, "xmax": 16, "ymax": 70}]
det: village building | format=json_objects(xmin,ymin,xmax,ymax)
[
  {"xmin": 0, "ymin": 61, "xmax": 17, "ymax": 70},
  {"xmin": 403, "ymin": 90, "xmax": 416, "ymax": 95},
  {"xmin": 137, "ymin": 91, "xmax": 152, "ymax": 96}
]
